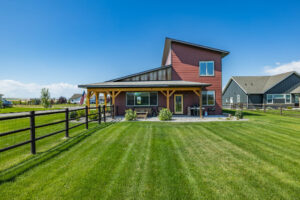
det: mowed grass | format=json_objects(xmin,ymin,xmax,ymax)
[{"xmin": 0, "ymin": 111, "xmax": 300, "ymax": 199}]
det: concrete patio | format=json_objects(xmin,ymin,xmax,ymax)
[{"xmin": 115, "ymin": 115, "xmax": 248, "ymax": 122}]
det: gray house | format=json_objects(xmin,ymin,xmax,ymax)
[{"xmin": 222, "ymin": 71, "xmax": 300, "ymax": 108}]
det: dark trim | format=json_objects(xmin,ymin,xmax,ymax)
[{"xmin": 162, "ymin": 37, "xmax": 230, "ymax": 65}]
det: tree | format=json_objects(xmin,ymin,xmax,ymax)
[
  {"xmin": 58, "ymin": 96, "xmax": 67, "ymax": 104},
  {"xmin": 41, "ymin": 88, "xmax": 51, "ymax": 108},
  {"xmin": 0, "ymin": 99, "xmax": 3, "ymax": 109}
]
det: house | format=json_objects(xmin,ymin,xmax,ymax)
[
  {"xmin": 79, "ymin": 37, "xmax": 229, "ymax": 117},
  {"xmin": 69, "ymin": 94, "xmax": 82, "ymax": 104},
  {"xmin": 69, "ymin": 93, "xmax": 100, "ymax": 104},
  {"xmin": 222, "ymin": 71, "xmax": 300, "ymax": 107}
]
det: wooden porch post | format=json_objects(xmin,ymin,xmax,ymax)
[
  {"xmin": 95, "ymin": 92, "xmax": 99, "ymax": 108},
  {"xmin": 199, "ymin": 88, "xmax": 203, "ymax": 118},
  {"xmin": 86, "ymin": 90, "xmax": 91, "ymax": 108},
  {"xmin": 166, "ymin": 90, "xmax": 170, "ymax": 110},
  {"xmin": 104, "ymin": 93, "xmax": 107, "ymax": 107}
]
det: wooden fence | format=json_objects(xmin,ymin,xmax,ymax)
[{"xmin": 0, "ymin": 105, "xmax": 115, "ymax": 154}]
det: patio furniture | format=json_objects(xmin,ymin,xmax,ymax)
[{"xmin": 135, "ymin": 108, "xmax": 151, "ymax": 119}]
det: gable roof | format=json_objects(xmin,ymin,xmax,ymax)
[
  {"xmin": 290, "ymin": 85, "xmax": 300, "ymax": 93},
  {"xmin": 223, "ymin": 71, "xmax": 297, "ymax": 94},
  {"xmin": 106, "ymin": 65, "xmax": 172, "ymax": 82},
  {"xmin": 161, "ymin": 37, "xmax": 230, "ymax": 65},
  {"xmin": 70, "ymin": 94, "xmax": 82, "ymax": 100}
]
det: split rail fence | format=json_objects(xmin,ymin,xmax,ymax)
[
  {"xmin": 223, "ymin": 103, "xmax": 300, "ymax": 117},
  {"xmin": 0, "ymin": 105, "xmax": 115, "ymax": 154}
]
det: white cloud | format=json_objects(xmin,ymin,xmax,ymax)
[
  {"xmin": 0, "ymin": 80, "xmax": 82, "ymax": 99},
  {"xmin": 264, "ymin": 60, "xmax": 300, "ymax": 75}
]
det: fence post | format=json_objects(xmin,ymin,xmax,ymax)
[
  {"xmin": 65, "ymin": 108, "xmax": 69, "ymax": 137},
  {"xmin": 85, "ymin": 106, "xmax": 89, "ymax": 129},
  {"xmin": 263, "ymin": 104, "xmax": 266, "ymax": 113},
  {"xmin": 98, "ymin": 105, "xmax": 101, "ymax": 124},
  {"xmin": 112, "ymin": 105, "xmax": 115, "ymax": 119},
  {"xmin": 30, "ymin": 111, "xmax": 36, "ymax": 154},
  {"xmin": 103, "ymin": 105, "xmax": 106, "ymax": 123},
  {"xmin": 280, "ymin": 106, "xmax": 283, "ymax": 115}
]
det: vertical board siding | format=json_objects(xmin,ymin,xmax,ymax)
[{"xmin": 171, "ymin": 42, "xmax": 223, "ymax": 114}]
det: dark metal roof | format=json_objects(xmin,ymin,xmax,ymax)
[
  {"xmin": 162, "ymin": 37, "xmax": 230, "ymax": 65},
  {"xmin": 223, "ymin": 71, "xmax": 298, "ymax": 94},
  {"xmin": 78, "ymin": 80, "xmax": 210, "ymax": 88},
  {"xmin": 106, "ymin": 65, "xmax": 172, "ymax": 82}
]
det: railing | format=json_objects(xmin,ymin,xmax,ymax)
[
  {"xmin": 223, "ymin": 103, "xmax": 300, "ymax": 117},
  {"xmin": 0, "ymin": 105, "xmax": 115, "ymax": 154}
]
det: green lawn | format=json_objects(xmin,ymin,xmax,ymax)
[
  {"xmin": 0, "ymin": 104, "xmax": 88, "ymax": 114},
  {"xmin": 0, "ymin": 111, "xmax": 300, "ymax": 199}
]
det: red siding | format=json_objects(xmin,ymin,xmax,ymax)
[
  {"xmin": 171, "ymin": 42, "xmax": 223, "ymax": 115},
  {"xmin": 114, "ymin": 41, "xmax": 224, "ymax": 116}
]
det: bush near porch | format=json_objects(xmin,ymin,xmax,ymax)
[{"xmin": 158, "ymin": 108, "xmax": 172, "ymax": 121}]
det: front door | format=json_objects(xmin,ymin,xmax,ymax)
[{"xmin": 174, "ymin": 94, "xmax": 183, "ymax": 114}]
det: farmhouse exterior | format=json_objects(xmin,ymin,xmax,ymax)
[
  {"xmin": 222, "ymin": 71, "xmax": 300, "ymax": 107},
  {"xmin": 79, "ymin": 38, "xmax": 229, "ymax": 117}
]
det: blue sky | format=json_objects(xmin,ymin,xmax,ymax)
[{"xmin": 1, "ymin": 0, "xmax": 300, "ymax": 98}]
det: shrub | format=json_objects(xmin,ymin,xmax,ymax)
[
  {"xmin": 58, "ymin": 96, "xmax": 67, "ymax": 104},
  {"xmin": 70, "ymin": 111, "xmax": 78, "ymax": 120},
  {"xmin": 0, "ymin": 99, "xmax": 2, "ymax": 109},
  {"xmin": 287, "ymin": 106, "xmax": 292, "ymax": 110},
  {"xmin": 125, "ymin": 109, "xmax": 137, "ymax": 121},
  {"xmin": 77, "ymin": 110, "xmax": 85, "ymax": 118},
  {"xmin": 88, "ymin": 110, "xmax": 99, "ymax": 120},
  {"xmin": 158, "ymin": 108, "xmax": 172, "ymax": 121},
  {"xmin": 235, "ymin": 110, "xmax": 243, "ymax": 119},
  {"xmin": 41, "ymin": 88, "xmax": 51, "ymax": 108}
]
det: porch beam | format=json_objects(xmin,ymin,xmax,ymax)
[
  {"xmin": 169, "ymin": 90, "xmax": 176, "ymax": 97},
  {"xmin": 160, "ymin": 90, "xmax": 167, "ymax": 97}
]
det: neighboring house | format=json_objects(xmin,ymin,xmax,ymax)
[
  {"xmin": 222, "ymin": 71, "xmax": 300, "ymax": 107},
  {"xmin": 69, "ymin": 94, "xmax": 82, "ymax": 104},
  {"xmin": 69, "ymin": 93, "xmax": 97, "ymax": 104},
  {"xmin": 79, "ymin": 37, "xmax": 229, "ymax": 116}
]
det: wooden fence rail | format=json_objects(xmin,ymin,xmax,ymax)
[{"xmin": 0, "ymin": 105, "xmax": 115, "ymax": 154}]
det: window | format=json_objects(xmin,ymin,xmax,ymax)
[
  {"xmin": 266, "ymin": 94, "xmax": 291, "ymax": 104},
  {"xmin": 202, "ymin": 91, "xmax": 215, "ymax": 106},
  {"xmin": 225, "ymin": 98, "xmax": 229, "ymax": 103},
  {"xmin": 230, "ymin": 97, "xmax": 233, "ymax": 104},
  {"xmin": 199, "ymin": 61, "xmax": 214, "ymax": 76},
  {"xmin": 237, "ymin": 95, "xmax": 240, "ymax": 103},
  {"xmin": 126, "ymin": 92, "xmax": 158, "ymax": 106}
]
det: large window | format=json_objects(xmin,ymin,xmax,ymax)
[
  {"xmin": 202, "ymin": 91, "xmax": 215, "ymax": 106},
  {"xmin": 126, "ymin": 92, "xmax": 158, "ymax": 106},
  {"xmin": 199, "ymin": 61, "xmax": 214, "ymax": 76},
  {"xmin": 266, "ymin": 94, "xmax": 291, "ymax": 104}
]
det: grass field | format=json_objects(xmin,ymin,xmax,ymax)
[
  {"xmin": 0, "ymin": 104, "xmax": 89, "ymax": 114},
  {"xmin": 0, "ymin": 110, "xmax": 300, "ymax": 199}
]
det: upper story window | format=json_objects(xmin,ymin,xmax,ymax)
[{"xmin": 199, "ymin": 61, "xmax": 214, "ymax": 76}]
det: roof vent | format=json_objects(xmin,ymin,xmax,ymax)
[
  {"xmin": 251, "ymin": 83, "xmax": 253, "ymax": 86},
  {"xmin": 245, "ymin": 83, "xmax": 247, "ymax": 86}
]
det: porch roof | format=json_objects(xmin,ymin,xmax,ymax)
[{"xmin": 78, "ymin": 80, "xmax": 210, "ymax": 89}]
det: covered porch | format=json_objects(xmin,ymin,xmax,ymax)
[{"xmin": 79, "ymin": 81, "xmax": 211, "ymax": 118}]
